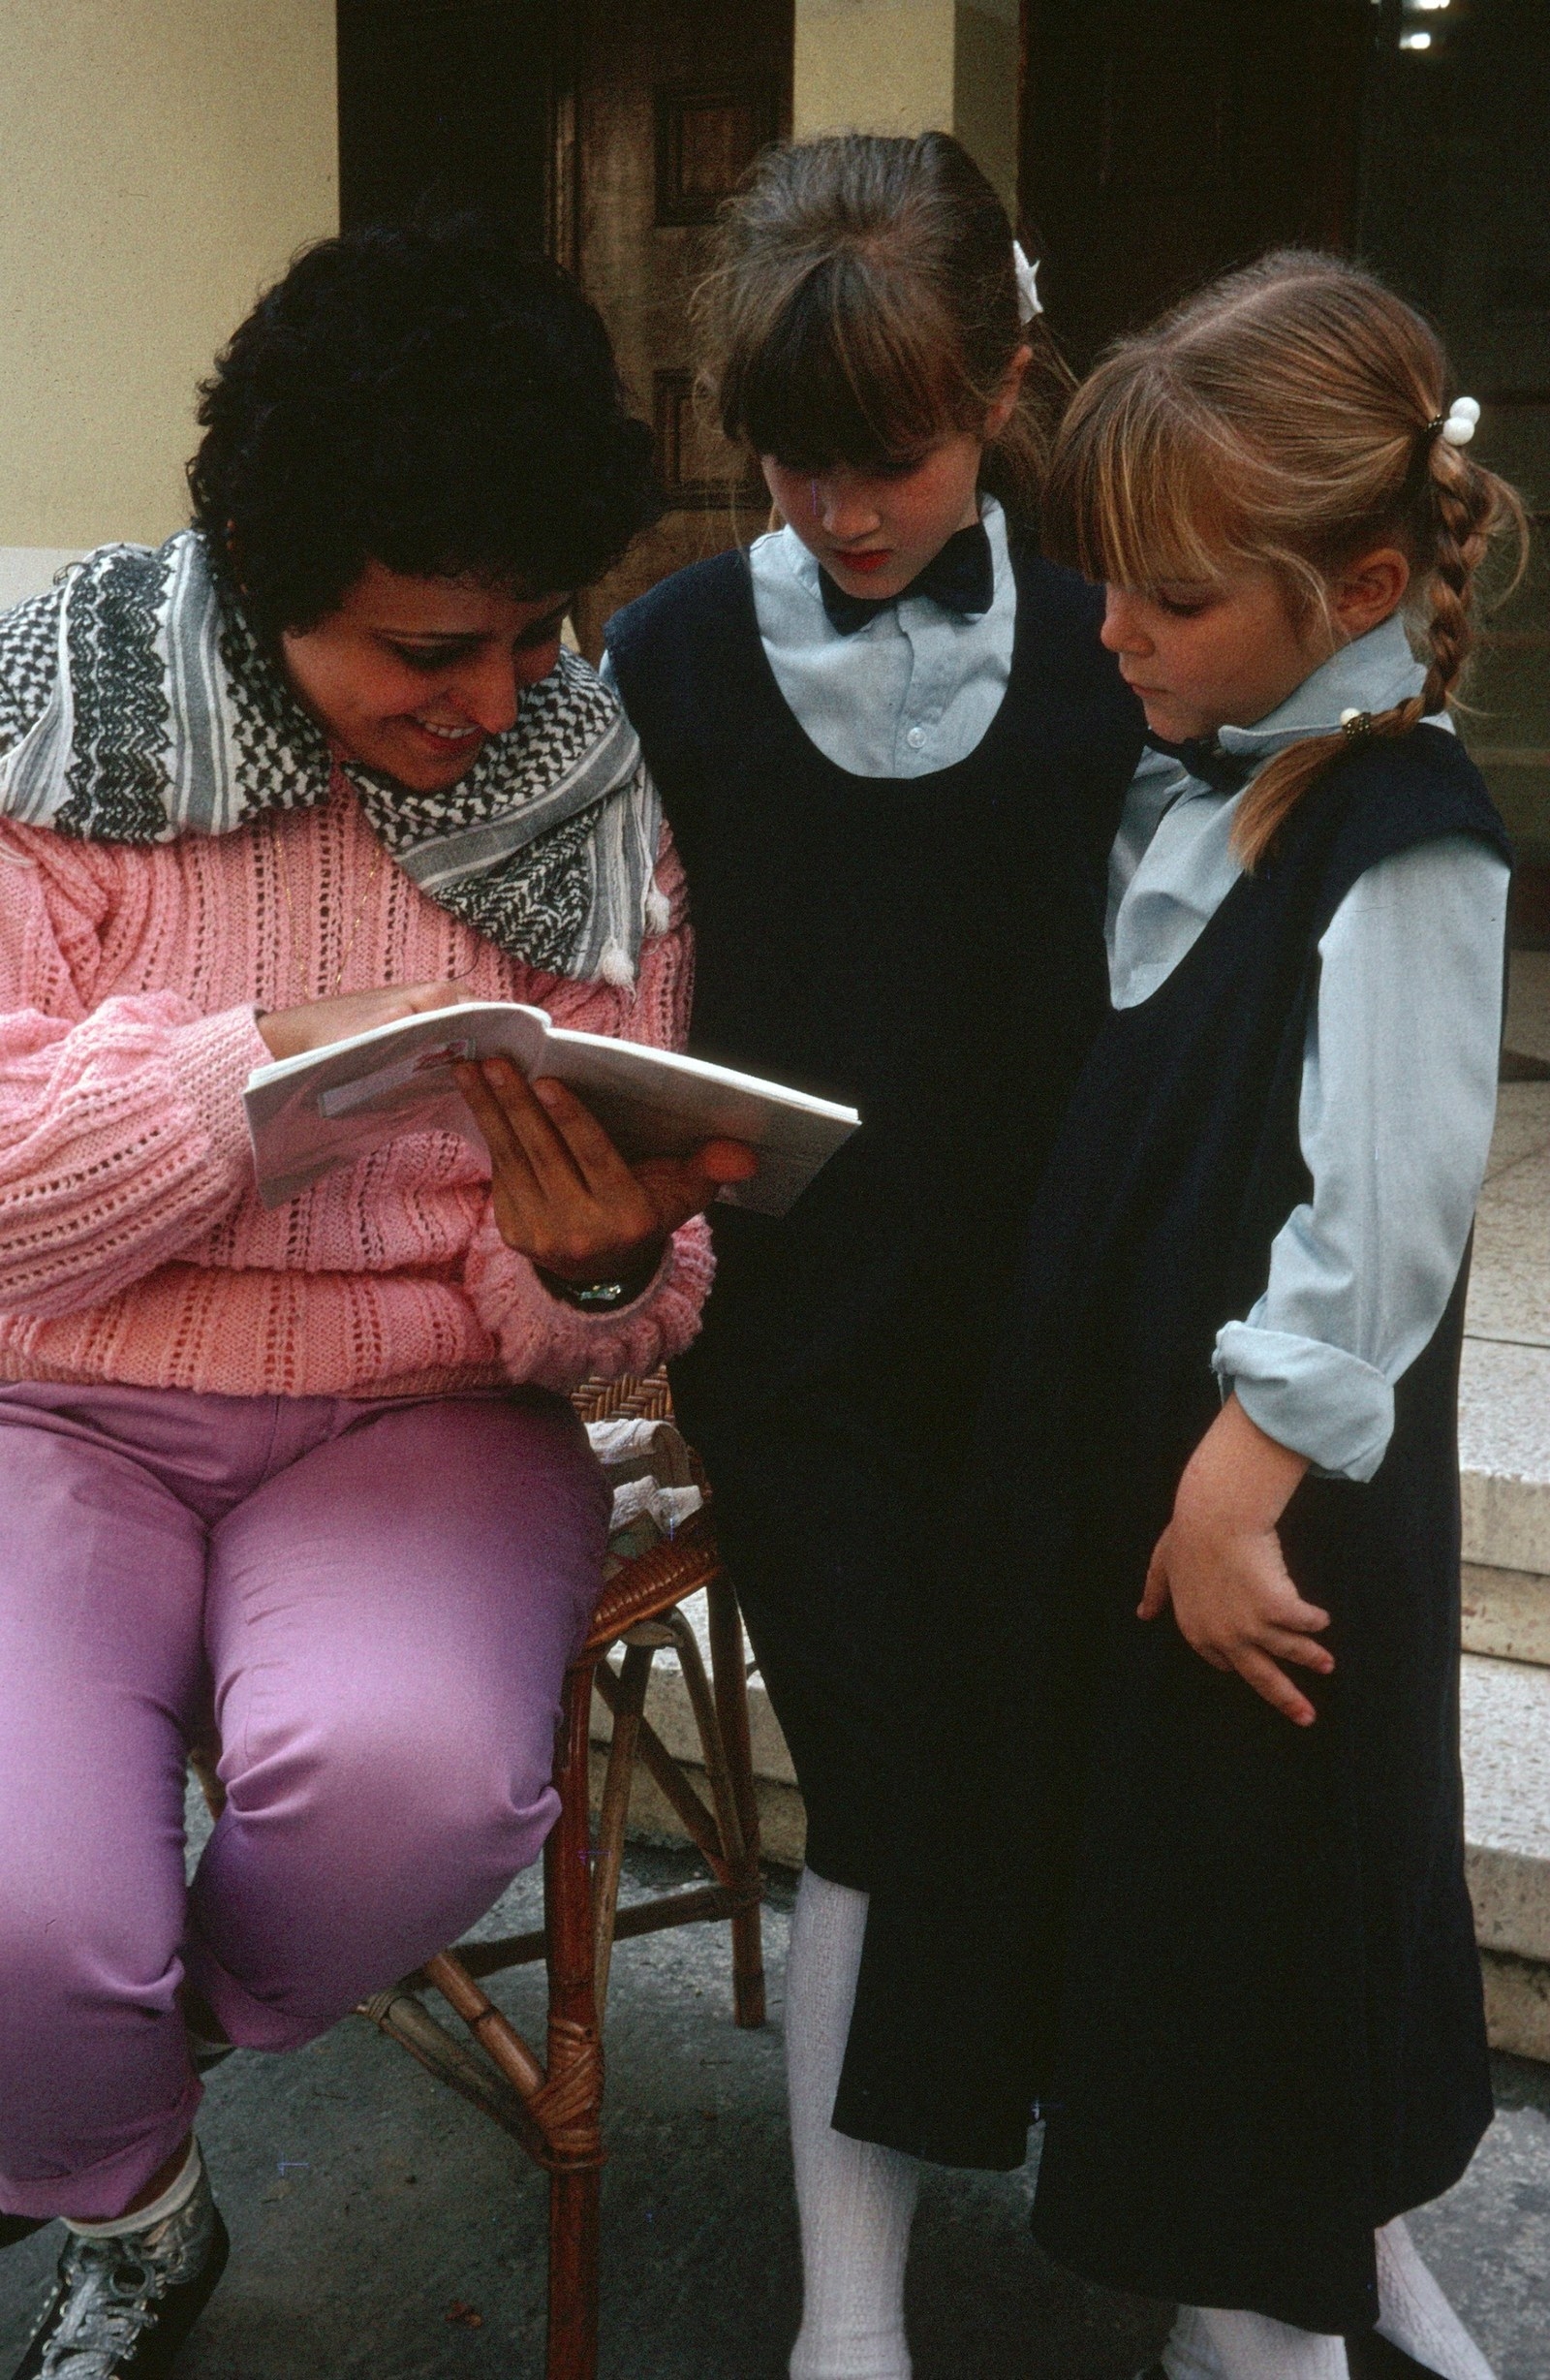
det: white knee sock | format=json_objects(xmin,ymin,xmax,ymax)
[
  {"xmin": 1163, "ymin": 2220, "xmax": 1498, "ymax": 2380},
  {"xmin": 1162, "ymin": 2305, "xmax": 1348, "ymax": 2380},
  {"xmin": 1376, "ymin": 2217, "xmax": 1496, "ymax": 2379},
  {"xmin": 785, "ymin": 1870, "xmax": 920, "ymax": 2380}
]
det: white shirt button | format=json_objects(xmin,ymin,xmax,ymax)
[{"xmin": 906, "ymin": 726, "xmax": 925, "ymax": 749}]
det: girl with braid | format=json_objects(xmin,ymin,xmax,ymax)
[{"xmin": 836, "ymin": 254, "xmax": 1526, "ymax": 2380}]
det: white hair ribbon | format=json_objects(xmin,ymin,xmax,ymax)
[{"xmin": 1012, "ymin": 241, "xmax": 1042, "ymax": 326}]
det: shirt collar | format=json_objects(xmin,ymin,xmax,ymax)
[{"xmin": 1216, "ymin": 614, "xmax": 1429, "ymax": 760}]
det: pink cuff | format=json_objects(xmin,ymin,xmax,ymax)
[
  {"xmin": 466, "ymin": 1210, "xmax": 715, "ymax": 1393},
  {"xmin": 165, "ymin": 1006, "xmax": 271, "ymax": 1192}
]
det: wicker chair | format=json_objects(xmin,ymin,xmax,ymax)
[{"xmin": 194, "ymin": 1370, "xmax": 764, "ymax": 2380}]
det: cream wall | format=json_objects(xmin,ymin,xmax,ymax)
[
  {"xmin": 0, "ymin": 2, "xmax": 338, "ymax": 551},
  {"xmin": 792, "ymin": 0, "xmax": 1020, "ymax": 218}
]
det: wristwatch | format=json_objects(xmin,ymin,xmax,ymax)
[{"xmin": 533, "ymin": 1250, "xmax": 662, "ymax": 1311}]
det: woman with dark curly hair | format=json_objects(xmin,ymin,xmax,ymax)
[{"xmin": 0, "ymin": 218, "xmax": 749, "ymax": 2376}]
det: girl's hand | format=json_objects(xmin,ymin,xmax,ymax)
[
  {"xmin": 258, "ymin": 980, "xmax": 467, "ymax": 1061},
  {"xmin": 1138, "ymin": 1395, "xmax": 1332, "ymax": 1727},
  {"xmin": 454, "ymin": 1055, "xmax": 757, "ymax": 1286}
]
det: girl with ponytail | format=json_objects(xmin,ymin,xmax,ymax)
[
  {"xmin": 603, "ymin": 130, "xmax": 1146, "ymax": 2380},
  {"xmin": 830, "ymin": 254, "xmax": 1526, "ymax": 2380}
]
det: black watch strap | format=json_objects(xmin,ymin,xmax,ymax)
[{"xmin": 532, "ymin": 1249, "xmax": 662, "ymax": 1311}]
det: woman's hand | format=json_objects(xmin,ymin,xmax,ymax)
[
  {"xmin": 257, "ymin": 980, "xmax": 468, "ymax": 1062},
  {"xmin": 454, "ymin": 1055, "xmax": 757, "ymax": 1287},
  {"xmin": 1138, "ymin": 1394, "xmax": 1331, "ymax": 1726}
]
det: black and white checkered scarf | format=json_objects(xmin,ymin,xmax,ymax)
[{"xmin": 0, "ymin": 532, "xmax": 663, "ymax": 984}]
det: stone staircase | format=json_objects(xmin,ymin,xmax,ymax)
[{"xmin": 1458, "ymin": 953, "xmax": 1550, "ymax": 2059}]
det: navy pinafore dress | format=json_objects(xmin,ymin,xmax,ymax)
[
  {"xmin": 834, "ymin": 726, "xmax": 1508, "ymax": 2335},
  {"xmin": 605, "ymin": 545, "xmax": 1144, "ymax": 1892}
]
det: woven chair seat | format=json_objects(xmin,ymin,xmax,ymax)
[
  {"xmin": 570, "ymin": 1372, "xmax": 673, "ymax": 1428},
  {"xmin": 581, "ymin": 1504, "xmax": 721, "ymax": 1660}
]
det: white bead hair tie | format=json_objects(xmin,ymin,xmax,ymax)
[
  {"xmin": 1430, "ymin": 395, "xmax": 1480, "ymax": 447},
  {"xmin": 1012, "ymin": 241, "xmax": 1042, "ymax": 325}
]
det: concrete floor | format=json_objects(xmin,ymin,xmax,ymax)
[{"xmin": 2, "ymin": 1847, "xmax": 1548, "ymax": 2380}]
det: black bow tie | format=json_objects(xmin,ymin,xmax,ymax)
[
  {"xmin": 1144, "ymin": 732, "xmax": 1254, "ymax": 796},
  {"xmin": 818, "ymin": 520, "xmax": 995, "ymax": 636}
]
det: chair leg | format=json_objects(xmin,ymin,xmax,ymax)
[
  {"xmin": 547, "ymin": 2168, "xmax": 603, "ymax": 2380},
  {"xmin": 707, "ymin": 1577, "xmax": 766, "ymax": 2028},
  {"xmin": 591, "ymin": 1641, "xmax": 655, "ymax": 2018},
  {"xmin": 542, "ymin": 1670, "xmax": 605, "ymax": 2380}
]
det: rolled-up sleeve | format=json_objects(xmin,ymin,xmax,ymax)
[{"xmin": 1213, "ymin": 832, "xmax": 1508, "ymax": 1480}]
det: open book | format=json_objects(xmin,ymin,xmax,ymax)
[{"xmin": 243, "ymin": 1000, "xmax": 859, "ymax": 1215}]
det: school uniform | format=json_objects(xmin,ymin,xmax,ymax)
[
  {"xmin": 831, "ymin": 619, "xmax": 1510, "ymax": 2338},
  {"xmin": 604, "ymin": 501, "xmax": 1145, "ymax": 1892}
]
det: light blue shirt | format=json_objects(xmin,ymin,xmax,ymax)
[{"xmin": 1109, "ymin": 615, "xmax": 1508, "ymax": 1480}]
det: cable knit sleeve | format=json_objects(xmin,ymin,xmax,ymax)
[
  {"xmin": 0, "ymin": 995, "xmax": 267, "ymax": 1316},
  {"xmin": 0, "ymin": 838, "xmax": 267, "ymax": 1316},
  {"xmin": 461, "ymin": 819, "xmax": 717, "ymax": 1388}
]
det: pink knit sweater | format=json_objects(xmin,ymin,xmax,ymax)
[{"xmin": 0, "ymin": 784, "xmax": 712, "ymax": 1399}]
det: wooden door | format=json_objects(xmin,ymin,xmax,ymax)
[
  {"xmin": 1020, "ymin": 0, "xmax": 1374, "ymax": 370},
  {"xmin": 562, "ymin": 0, "xmax": 794, "ymax": 655}
]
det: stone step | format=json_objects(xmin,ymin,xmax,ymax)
[
  {"xmin": 1460, "ymin": 1074, "xmax": 1550, "ymax": 1582},
  {"xmin": 1460, "ymin": 1337, "xmax": 1550, "ymax": 1578},
  {"xmin": 1462, "ymin": 1562, "xmax": 1550, "ymax": 1665},
  {"xmin": 1463, "ymin": 1653, "xmax": 1550, "ymax": 1963},
  {"xmin": 1464, "ymin": 1652, "xmax": 1550, "ymax": 2058}
]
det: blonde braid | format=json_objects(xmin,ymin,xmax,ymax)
[
  {"xmin": 1232, "ymin": 410, "xmax": 1527, "ymax": 870},
  {"xmin": 1420, "ymin": 430, "xmax": 1506, "ymax": 713}
]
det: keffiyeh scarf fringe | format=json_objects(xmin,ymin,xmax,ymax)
[{"xmin": 0, "ymin": 532, "xmax": 662, "ymax": 984}]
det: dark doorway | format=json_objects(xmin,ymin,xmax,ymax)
[
  {"xmin": 1357, "ymin": 0, "xmax": 1550, "ymax": 910},
  {"xmin": 337, "ymin": 0, "xmax": 557, "ymax": 245},
  {"xmin": 1020, "ymin": 0, "xmax": 1374, "ymax": 370},
  {"xmin": 1019, "ymin": 0, "xmax": 1548, "ymax": 915}
]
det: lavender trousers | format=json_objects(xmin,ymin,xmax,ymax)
[{"xmin": 0, "ymin": 1379, "xmax": 609, "ymax": 2221}]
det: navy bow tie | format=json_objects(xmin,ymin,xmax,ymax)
[
  {"xmin": 1144, "ymin": 732, "xmax": 1254, "ymax": 796},
  {"xmin": 818, "ymin": 520, "xmax": 995, "ymax": 636}
]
